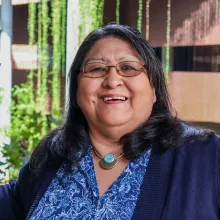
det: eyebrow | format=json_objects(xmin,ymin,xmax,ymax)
[
  {"xmin": 119, "ymin": 55, "xmax": 140, "ymax": 61},
  {"xmin": 84, "ymin": 55, "xmax": 141, "ymax": 64},
  {"xmin": 85, "ymin": 57, "xmax": 105, "ymax": 64}
]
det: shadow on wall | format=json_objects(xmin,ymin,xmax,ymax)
[
  {"xmin": 170, "ymin": 0, "xmax": 220, "ymax": 46},
  {"xmin": 149, "ymin": 0, "xmax": 220, "ymax": 47}
]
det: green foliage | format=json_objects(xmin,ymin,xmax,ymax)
[
  {"xmin": 97, "ymin": 0, "xmax": 104, "ymax": 27},
  {"xmin": 61, "ymin": 0, "xmax": 67, "ymax": 74},
  {"xmin": 51, "ymin": 0, "xmax": 62, "ymax": 118},
  {"xmin": 1, "ymin": 84, "xmax": 43, "ymax": 181},
  {"xmin": 37, "ymin": 2, "xmax": 42, "ymax": 99},
  {"xmin": 137, "ymin": 0, "xmax": 143, "ymax": 32},
  {"xmin": 40, "ymin": 0, "xmax": 50, "ymax": 134},
  {"xmin": 9, "ymin": 84, "xmax": 42, "ymax": 152},
  {"xmin": 1, "ymin": 84, "xmax": 63, "ymax": 182},
  {"xmin": 0, "ymin": 0, "xmax": 67, "ymax": 181},
  {"xmin": 28, "ymin": 3, "xmax": 37, "ymax": 45},
  {"xmin": 78, "ymin": 0, "xmax": 90, "ymax": 45},
  {"xmin": 78, "ymin": 0, "xmax": 104, "ymax": 45},
  {"xmin": 116, "ymin": 0, "xmax": 120, "ymax": 23},
  {"xmin": 91, "ymin": 0, "xmax": 104, "ymax": 29}
]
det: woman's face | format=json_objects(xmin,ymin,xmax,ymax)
[{"xmin": 77, "ymin": 37, "xmax": 156, "ymax": 134}]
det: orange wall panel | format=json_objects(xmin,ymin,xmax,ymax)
[{"xmin": 169, "ymin": 72, "xmax": 220, "ymax": 123}]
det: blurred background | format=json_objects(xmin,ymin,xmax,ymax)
[{"xmin": 0, "ymin": 0, "xmax": 219, "ymax": 181}]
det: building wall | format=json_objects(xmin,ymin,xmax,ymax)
[
  {"xmin": 13, "ymin": 4, "xmax": 29, "ymax": 44},
  {"xmin": 149, "ymin": 0, "xmax": 220, "ymax": 47},
  {"xmin": 10, "ymin": 0, "xmax": 220, "ymax": 132},
  {"xmin": 11, "ymin": 4, "xmax": 29, "ymax": 86},
  {"xmin": 104, "ymin": 0, "xmax": 220, "ymax": 46},
  {"xmin": 169, "ymin": 72, "xmax": 220, "ymax": 123}
]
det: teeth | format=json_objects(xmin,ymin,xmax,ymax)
[{"xmin": 103, "ymin": 96, "xmax": 126, "ymax": 101}]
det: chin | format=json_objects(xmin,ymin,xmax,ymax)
[{"xmin": 100, "ymin": 117, "xmax": 130, "ymax": 127}]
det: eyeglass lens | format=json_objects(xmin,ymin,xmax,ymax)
[{"xmin": 83, "ymin": 61, "xmax": 144, "ymax": 78}]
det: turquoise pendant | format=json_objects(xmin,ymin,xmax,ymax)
[{"xmin": 100, "ymin": 153, "xmax": 118, "ymax": 169}]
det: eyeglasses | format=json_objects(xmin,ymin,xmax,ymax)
[{"xmin": 81, "ymin": 61, "xmax": 146, "ymax": 78}]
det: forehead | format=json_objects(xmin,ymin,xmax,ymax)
[{"xmin": 84, "ymin": 37, "xmax": 143, "ymax": 63}]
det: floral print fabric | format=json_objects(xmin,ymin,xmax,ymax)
[{"xmin": 30, "ymin": 147, "xmax": 151, "ymax": 220}]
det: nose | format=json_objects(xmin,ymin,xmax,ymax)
[{"xmin": 102, "ymin": 66, "xmax": 124, "ymax": 89}]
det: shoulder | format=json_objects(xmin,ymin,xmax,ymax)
[
  {"xmin": 174, "ymin": 135, "xmax": 220, "ymax": 207},
  {"xmin": 182, "ymin": 134, "xmax": 220, "ymax": 152},
  {"xmin": 175, "ymin": 134, "xmax": 220, "ymax": 160}
]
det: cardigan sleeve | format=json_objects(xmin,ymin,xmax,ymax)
[
  {"xmin": 0, "ymin": 158, "xmax": 61, "ymax": 219},
  {"xmin": 0, "ymin": 179, "xmax": 26, "ymax": 219},
  {"xmin": 0, "ymin": 163, "xmax": 30, "ymax": 219},
  {"xmin": 216, "ymin": 135, "xmax": 220, "ymax": 210},
  {"xmin": 0, "ymin": 180, "xmax": 17, "ymax": 219}
]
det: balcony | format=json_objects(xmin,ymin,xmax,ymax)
[{"xmin": 12, "ymin": 44, "xmax": 38, "ymax": 70}]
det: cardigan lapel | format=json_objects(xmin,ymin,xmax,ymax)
[{"xmin": 132, "ymin": 149, "xmax": 176, "ymax": 220}]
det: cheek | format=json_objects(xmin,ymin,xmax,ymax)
[
  {"xmin": 127, "ymin": 76, "xmax": 155, "ymax": 103},
  {"xmin": 77, "ymin": 79, "xmax": 101, "ymax": 107}
]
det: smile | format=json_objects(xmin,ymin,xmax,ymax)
[{"xmin": 101, "ymin": 96, "xmax": 128, "ymax": 102}]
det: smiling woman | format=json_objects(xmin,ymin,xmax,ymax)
[
  {"xmin": 0, "ymin": 24, "xmax": 220, "ymax": 220},
  {"xmin": 77, "ymin": 37, "xmax": 156, "ymax": 142}
]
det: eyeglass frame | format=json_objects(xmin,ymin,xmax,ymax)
[{"xmin": 80, "ymin": 61, "xmax": 147, "ymax": 78}]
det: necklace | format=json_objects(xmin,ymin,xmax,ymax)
[{"xmin": 93, "ymin": 149, "xmax": 124, "ymax": 169}]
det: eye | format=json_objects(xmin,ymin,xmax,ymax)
[
  {"xmin": 91, "ymin": 67, "xmax": 106, "ymax": 72},
  {"xmin": 121, "ymin": 65, "xmax": 136, "ymax": 71},
  {"xmin": 84, "ymin": 63, "xmax": 106, "ymax": 73}
]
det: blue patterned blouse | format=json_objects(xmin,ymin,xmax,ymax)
[{"xmin": 30, "ymin": 147, "xmax": 151, "ymax": 220}]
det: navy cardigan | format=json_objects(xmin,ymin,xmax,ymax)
[{"xmin": 1, "ymin": 135, "xmax": 220, "ymax": 220}]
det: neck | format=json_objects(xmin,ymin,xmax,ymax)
[{"xmin": 89, "ymin": 129, "xmax": 124, "ymax": 157}]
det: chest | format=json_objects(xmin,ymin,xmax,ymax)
[
  {"xmin": 93, "ymin": 156, "xmax": 129, "ymax": 197},
  {"xmin": 29, "ymin": 150, "xmax": 151, "ymax": 219},
  {"xmin": 27, "ymin": 144, "xmax": 220, "ymax": 220}
]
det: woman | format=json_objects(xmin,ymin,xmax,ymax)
[{"xmin": 1, "ymin": 24, "xmax": 220, "ymax": 220}]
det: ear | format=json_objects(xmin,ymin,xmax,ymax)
[{"xmin": 153, "ymin": 88, "xmax": 157, "ymax": 103}]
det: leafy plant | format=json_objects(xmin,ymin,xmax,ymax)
[
  {"xmin": 1, "ymin": 84, "xmax": 42, "ymax": 180},
  {"xmin": 79, "ymin": 0, "xmax": 104, "ymax": 45},
  {"xmin": 1, "ymin": 84, "xmax": 63, "ymax": 182},
  {"xmin": 137, "ymin": 0, "xmax": 143, "ymax": 32},
  {"xmin": 0, "ymin": 1, "xmax": 67, "ymax": 182},
  {"xmin": 116, "ymin": 0, "xmax": 120, "ymax": 23}
]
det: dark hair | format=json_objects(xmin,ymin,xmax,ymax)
[{"xmin": 30, "ymin": 24, "xmax": 214, "ymax": 173}]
